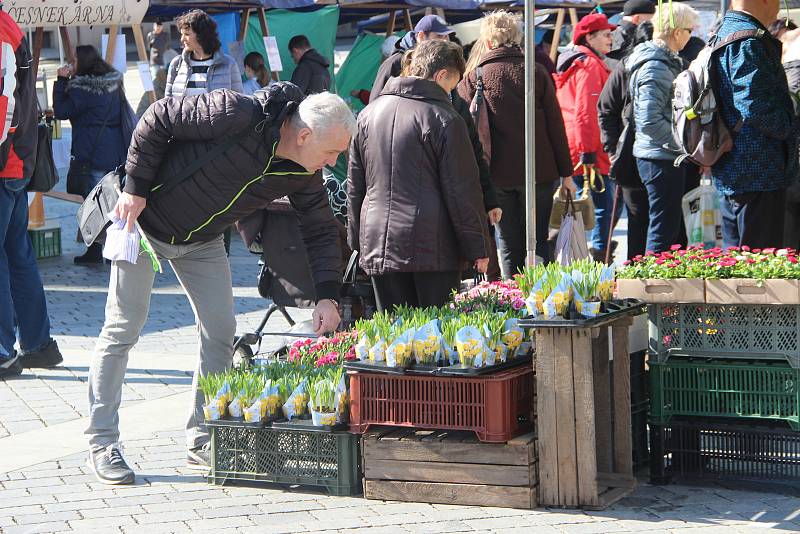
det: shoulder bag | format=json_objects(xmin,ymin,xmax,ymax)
[
  {"xmin": 77, "ymin": 118, "xmax": 259, "ymax": 247},
  {"xmin": 66, "ymin": 97, "xmax": 113, "ymax": 196}
]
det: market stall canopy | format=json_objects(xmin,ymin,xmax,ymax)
[{"xmin": 7, "ymin": 0, "xmax": 150, "ymax": 27}]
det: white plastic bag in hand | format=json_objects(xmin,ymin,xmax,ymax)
[{"xmin": 682, "ymin": 178, "xmax": 722, "ymax": 248}]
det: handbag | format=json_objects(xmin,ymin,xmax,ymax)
[
  {"xmin": 67, "ymin": 96, "xmax": 114, "ymax": 195},
  {"xmin": 26, "ymin": 116, "xmax": 58, "ymax": 192},
  {"xmin": 77, "ymin": 117, "xmax": 260, "ymax": 247},
  {"xmin": 609, "ymin": 100, "xmax": 643, "ymax": 188},
  {"xmin": 469, "ymin": 66, "xmax": 492, "ymax": 166},
  {"xmin": 549, "ymin": 165, "xmax": 598, "ymax": 231}
]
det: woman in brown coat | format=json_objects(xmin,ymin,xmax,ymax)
[
  {"xmin": 459, "ymin": 11, "xmax": 572, "ymax": 268},
  {"xmin": 348, "ymin": 40, "xmax": 490, "ymax": 311}
]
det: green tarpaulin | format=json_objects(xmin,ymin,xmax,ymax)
[
  {"xmin": 244, "ymin": 6, "xmax": 339, "ymax": 86},
  {"xmin": 333, "ymin": 32, "xmax": 389, "ymax": 113}
]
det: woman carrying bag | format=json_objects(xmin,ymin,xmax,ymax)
[
  {"xmin": 554, "ymin": 13, "xmax": 616, "ymax": 262},
  {"xmin": 54, "ymin": 46, "xmax": 134, "ymax": 264}
]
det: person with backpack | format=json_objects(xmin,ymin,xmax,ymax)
[
  {"xmin": 709, "ymin": 0, "xmax": 799, "ymax": 248},
  {"xmin": 598, "ymin": 21, "xmax": 654, "ymax": 260},
  {"xmin": 554, "ymin": 13, "xmax": 616, "ymax": 262},
  {"xmin": 627, "ymin": 3, "xmax": 699, "ymax": 254},
  {"xmin": 54, "ymin": 45, "xmax": 133, "ymax": 264}
]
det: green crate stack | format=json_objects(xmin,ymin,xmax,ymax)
[
  {"xmin": 647, "ymin": 303, "xmax": 800, "ymax": 483},
  {"xmin": 27, "ymin": 225, "xmax": 61, "ymax": 259}
]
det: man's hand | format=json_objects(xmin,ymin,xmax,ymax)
[
  {"xmin": 312, "ymin": 299, "xmax": 340, "ymax": 336},
  {"xmin": 113, "ymin": 192, "xmax": 147, "ymax": 232},
  {"xmin": 474, "ymin": 257, "xmax": 489, "ymax": 274},
  {"xmin": 487, "ymin": 207, "xmax": 502, "ymax": 225}
]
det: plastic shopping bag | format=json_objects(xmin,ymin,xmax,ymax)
[
  {"xmin": 682, "ymin": 178, "xmax": 722, "ymax": 248},
  {"xmin": 554, "ymin": 198, "xmax": 591, "ymax": 266}
]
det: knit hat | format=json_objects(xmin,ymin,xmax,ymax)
[
  {"xmin": 572, "ymin": 14, "xmax": 616, "ymax": 45},
  {"xmin": 623, "ymin": 0, "xmax": 656, "ymax": 16}
]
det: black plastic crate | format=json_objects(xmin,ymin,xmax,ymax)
[
  {"xmin": 632, "ymin": 400, "xmax": 649, "ymax": 469},
  {"xmin": 650, "ymin": 417, "xmax": 800, "ymax": 484},
  {"xmin": 207, "ymin": 421, "xmax": 362, "ymax": 496},
  {"xmin": 631, "ymin": 350, "xmax": 649, "ymax": 407}
]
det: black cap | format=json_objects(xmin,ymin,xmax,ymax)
[{"xmin": 623, "ymin": 0, "xmax": 656, "ymax": 16}]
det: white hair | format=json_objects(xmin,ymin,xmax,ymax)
[{"xmin": 292, "ymin": 92, "xmax": 357, "ymax": 137}]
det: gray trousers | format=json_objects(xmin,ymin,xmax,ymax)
[{"xmin": 86, "ymin": 234, "xmax": 235, "ymax": 451}]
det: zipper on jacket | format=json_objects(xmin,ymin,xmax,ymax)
[{"xmin": 179, "ymin": 141, "xmax": 312, "ymax": 243}]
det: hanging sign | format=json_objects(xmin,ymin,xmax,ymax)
[{"xmin": 6, "ymin": 0, "xmax": 149, "ymax": 28}]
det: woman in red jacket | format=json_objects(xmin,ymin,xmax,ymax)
[{"xmin": 554, "ymin": 13, "xmax": 617, "ymax": 261}]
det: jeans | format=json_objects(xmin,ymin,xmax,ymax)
[
  {"xmin": 0, "ymin": 179, "xmax": 51, "ymax": 359},
  {"xmin": 86, "ymin": 234, "xmax": 236, "ymax": 450},
  {"xmin": 495, "ymin": 184, "xmax": 554, "ymax": 276},
  {"xmin": 720, "ymin": 189, "xmax": 786, "ymax": 249},
  {"xmin": 577, "ymin": 176, "xmax": 618, "ymax": 251},
  {"xmin": 637, "ymin": 158, "xmax": 686, "ymax": 254}
]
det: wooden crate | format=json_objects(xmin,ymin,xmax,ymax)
[
  {"xmin": 362, "ymin": 427, "xmax": 537, "ymax": 509},
  {"xmin": 535, "ymin": 316, "xmax": 636, "ymax": 509}
]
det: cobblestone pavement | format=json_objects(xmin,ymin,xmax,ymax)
[{"xmin": 1, "ymin": 171, "xmax": 798, "ymax": 532}]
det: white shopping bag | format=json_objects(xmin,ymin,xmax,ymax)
[
  {"xmin": 554, "ymin": 198, "xmax": 591, "ymax": 265},
  {"xmin": 682, "ymin": 177, "xmax": 722, "ymax": 248}
]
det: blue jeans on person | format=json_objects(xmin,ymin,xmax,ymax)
[
  {"xmin": 0, "ymin": 178, "xmax": 51, "ymax": 360},
  {"xmin": 636, "ymin": 158, "xmax": 686, "ymax": 254},
  {"xmin": 577, "ymin": 176, "xmax": 618, "ymax": 251}
]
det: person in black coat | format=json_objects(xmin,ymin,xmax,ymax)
[
  {"xmin": 54, "ymin": 45, "xmax": 130, "ymax": 264},
  {"xmin": 288, "ymin": 35, "xmax": 331, "ymax": 95},
  {"xmin": 597, "ymin": 22, "xmax": 653, "ymax": 260}
]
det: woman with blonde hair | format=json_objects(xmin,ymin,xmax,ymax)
[
  {"xmin": 627, "ymin": 2, "xmax": 699, "ymax": 253},
  {"xmin": 458, "ymin": 11, "xmax": 566, "ymax": 271}
]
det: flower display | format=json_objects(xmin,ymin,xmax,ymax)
[
  {"xmin": 287, "ymin": 331, "xmax": 357, "ymax": 367},
  {"xmin": 618, "ymin": 245, "xmax": 800, "ymax": 280}
]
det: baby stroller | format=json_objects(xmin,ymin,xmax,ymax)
[{"xmin": 232, "ymin": 195, "xmax": 375, "ymax": 366}]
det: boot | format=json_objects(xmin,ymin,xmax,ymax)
[{"xmin": 74, "ymin": 242, "xmax": 103, "ymax": 265}]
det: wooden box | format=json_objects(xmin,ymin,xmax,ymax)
[
  {"xmin": 616, "ymin": 278, "xmax": 705, "ymax": 303},
  {"xmin": 705, "ymin": 279, "xmax": 800, "ymax": 305},
  {"xmin": 362, "ymin": 427, "xmax": 537, "ymax": 509},
  {"xmin": 535, "ymin": 316, "xmax": 636, "ymax": 509}
]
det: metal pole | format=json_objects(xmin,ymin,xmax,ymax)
[{"xmin": 525, "ymin": 0, "xmax": 536, "ymax": 265}]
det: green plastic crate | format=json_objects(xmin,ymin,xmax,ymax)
[
  {"xmin": 207, "ymin": 421, "xmax": 362, "ymax": 496},
  {"xmin": 650, "ymin": 359, "xmax": 800, "ymax": 430},
  {"xmin": 648, "ymin": 304, "xmax": 800, "ymax": 368},
  {"xmin": 28, "ymin": 225, "xmax": 61, "ymax": 259}
]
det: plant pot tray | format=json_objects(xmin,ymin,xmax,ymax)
[
  {"xmin": 343, "ymin": 353, "xmax": 531, "ymax": 377},
  {"xmin": 518, "ymin": 299, "xmax": 645, "ymax": 329}
]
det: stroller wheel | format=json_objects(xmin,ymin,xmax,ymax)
[{"xmin": 232, "ymin": 343, "xmax": 255, "ymax": 369}]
